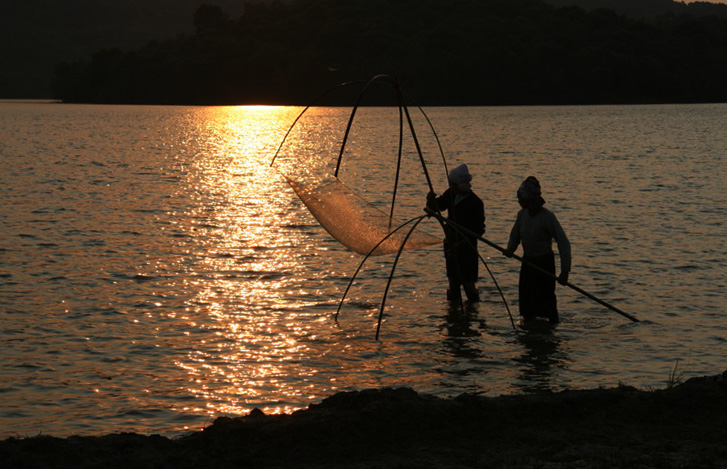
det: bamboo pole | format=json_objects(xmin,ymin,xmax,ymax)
[{"xmin": 424, "ymin": 208, "xmax": 640, "ymax": 323}]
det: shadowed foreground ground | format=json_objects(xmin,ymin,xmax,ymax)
[{"xmin": 2, "ymin": 371, "xmax": 726, "ymax": 468}]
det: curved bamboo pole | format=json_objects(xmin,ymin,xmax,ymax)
[
  {"xmin": 270, "ymin": 80, "xmax": 367, "ymax": 168},
  {"xmin": 375, "ymin": 216, "xmax": 428, "ymax": 340},
  {"xmin": 273, "ymin": 76, "xmax": 518, "ymax": 336},
  {"xmin": 335, "ymin": 214, "xmax": 430, "ymax": 321},
  {"xmin": 423, "ymin": 209, "xmax": 516, "ymax": 329},
  {"xmin": 325, "ymin": 77, "xmax": 514, "ymax": 331},
  {"xmin": 334, "ymin": 74, "xmax": 393, "ymax": 177}
]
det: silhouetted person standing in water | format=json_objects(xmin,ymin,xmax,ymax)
[
  {"xmin": 503, "ymin": 176, "xmax": 571, "ymax": 324},
  {"xmin": 427, "ymin": 164, "xmax": 485, "ymax": 304}
]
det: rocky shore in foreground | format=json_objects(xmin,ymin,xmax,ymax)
[{"xmin": 2, "ymin": 371, "xmax": 726, "ymax": 468}]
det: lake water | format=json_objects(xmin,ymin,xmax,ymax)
[{"xmin": 1, "ymin": 101, "xmax": 726, "ymax": 438}]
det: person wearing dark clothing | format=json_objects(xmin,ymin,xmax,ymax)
[
  {"xmin": 427, "ymin": 164, "xmax": 486, "ymax": 303},
  {"xmin": 503, "ymin": 176, "xmax": 571, "ymax": 324}
]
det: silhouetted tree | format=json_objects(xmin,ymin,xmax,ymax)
[{"xmin": 194, "ymin": 4, "xmax": 231, "ymax": 35}]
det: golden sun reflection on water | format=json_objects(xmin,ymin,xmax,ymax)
[
  {"xmin": 170, "ymin": 106, "xmax": 339, "ymax": 417},
  {"xmin": 4, "ymin": 102, "xmax": 726, "ymax": 438}
]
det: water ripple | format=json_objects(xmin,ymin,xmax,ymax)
[{"xmin": 1, "ymin": 102, "xmax": 726, "ymax": 438}]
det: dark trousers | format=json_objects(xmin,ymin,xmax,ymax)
[
  {"xmin": 444, "ymin": 239, "xmax": 479, "ymax": 302},
  {"xmin": 519, "ymin": 251, "xmax": 558, "ymax": 322},
  {"xmin": 444, "ymin": 240, "xmax": 478, "ymax": 285}
]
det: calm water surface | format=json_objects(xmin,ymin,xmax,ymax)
[{"xmin": 1, "ymin": 101, "xmax": 726, "ymax": 438}]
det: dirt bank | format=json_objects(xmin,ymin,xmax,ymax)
[{"xmin": 2, "ymin": 370, "xmax": 726, "ymax": 468}]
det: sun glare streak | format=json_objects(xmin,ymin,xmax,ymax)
[{"xmin": 167, "ymin": 106, "xmax": 341, "ymax": 418}]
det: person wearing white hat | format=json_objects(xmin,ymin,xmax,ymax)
[
  {"xmin": 503, "ymin": 176, "xmax": 571, "ymax": 324},
  {"xmin": 426, "ymin": 163, "xmax": 485, "ymax": 304}
]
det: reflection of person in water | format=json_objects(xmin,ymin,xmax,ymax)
[
  {"xmin": 503, "ymin": 176, "xmax": 571, "ymax": 324},
  {"xmin": 514, "ymin": 329, "xmax": 566, "ymax": 393},
  {"xmin": 426, "ymin": 164, "xmax": 485, "ymax": 304}
]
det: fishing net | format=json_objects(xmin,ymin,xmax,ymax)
[
  {"xmin": 271, "ymin": 82, "xmax": 445, "ymax": 258},
  {"xmin": 286, "ymin": 176, "xmax": 441, "ymax": 256}
]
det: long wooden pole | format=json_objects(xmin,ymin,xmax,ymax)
[{"xmin": 424, "ymin": 208, "xmax": 640, "ymax": 323}]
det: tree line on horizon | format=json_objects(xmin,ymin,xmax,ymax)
[
  {"xmin": 548, "ymin": 0, "xmax": 727, "ymax": 19},
  {"xmin": 0, "ymin": 0, "xmax": 264, "ymax": 99},
  {"xmin": 51, "ymin": 0, "xmax": 727, "ymax": 106}
]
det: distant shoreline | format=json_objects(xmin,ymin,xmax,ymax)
[
  {"xmin": 0, "ymin": 99, "xmax": 62, "ymax": 104},
  {"xmin": 4, "ymin": 99, "xmax": 727, "ymax": 108}
]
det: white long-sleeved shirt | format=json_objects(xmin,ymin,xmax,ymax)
[{"xmin": 506, "ymin": 207, "xmax": 571, "ymax": 273}]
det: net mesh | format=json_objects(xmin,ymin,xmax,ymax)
[{"xmin": 286, "ymin": 176, "xmax": 441, "ymax": 256}]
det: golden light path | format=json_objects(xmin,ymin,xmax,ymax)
[{"xmin": 169, "ymin": 105, "xmax": 340, "ymax": 418}]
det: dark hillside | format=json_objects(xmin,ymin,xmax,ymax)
[
  {"xmin": 51, "ymin": 0, "xmax": 727, "ymax": 105},
  {"xmin": 544, "ymin": 0, "xmax": 727, "ymax": 19},
  {"xmin": 0, "ymin": 0, "xmax": 275, "ymax": 98}
]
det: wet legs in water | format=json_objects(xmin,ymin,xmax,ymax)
[{"xmin": 448, "ymin": 281, "xmax": 480, "ymax": 303}]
